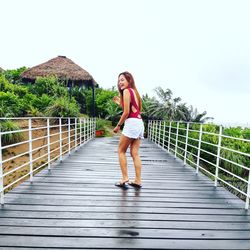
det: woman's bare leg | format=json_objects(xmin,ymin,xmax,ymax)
[
  {"xmin": 117, "ymin": 134, "xmax": 133, "ymax": 183},
  {"xmin": 130, "ymin": 139, "xmax": 142, "ymax": 185}
]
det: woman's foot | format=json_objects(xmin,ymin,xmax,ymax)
[
  {"xmin": 115, "ymin": 179, "xmax": 129, "ymax": 187},
  {"xmin": 128, "ymin": 181, "xmax": 142, "ymax": 188}
]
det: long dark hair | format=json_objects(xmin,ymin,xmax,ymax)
[{"xmin": 117, "ymin": 71, "xmax": 142, "ymax": 111}]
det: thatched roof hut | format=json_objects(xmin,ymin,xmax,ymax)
[
  {"xmin": 21, "ymin": 56, "xmax": 97, "ymax": 87},
  {"xmin": 21, "ymin": 56, "xmax": 97, "ymax": 116}
]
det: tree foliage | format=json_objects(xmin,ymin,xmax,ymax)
[{"xmin": 142, "ymin": 86, "xmax": 213, "ymax": 123}]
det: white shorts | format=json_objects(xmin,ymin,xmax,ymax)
[{"xmin": 122, "ymin": 118, "xmax": 144, "ymax": 139}]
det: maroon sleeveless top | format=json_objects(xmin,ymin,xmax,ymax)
[{"xmin": 127, "ymin": 88, "xmax": 141, "ymax": 119}]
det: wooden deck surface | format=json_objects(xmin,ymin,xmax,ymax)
[{"xmin": 0, "ymin": 137, "xmax": 250, "ymax": 249}]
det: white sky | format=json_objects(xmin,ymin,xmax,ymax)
[{"xmin": 1, "ymin": 0, "xmax": 250, "ymax": 125}]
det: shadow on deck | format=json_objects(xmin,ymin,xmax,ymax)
[{"xmin": 0, "ymin": 137, "xmax": 250, "ymax": 249}]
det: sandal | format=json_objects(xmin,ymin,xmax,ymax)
[
  {"xmin": 115, "ymin": 180, "xmax": 129, "ymax": 187},
  {"xmin": 128, "ymin": 181, "xmax": 142, "ymax": 188}
]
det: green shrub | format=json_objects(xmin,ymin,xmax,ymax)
[
  {"xmin": 0, "ymin": 120, "xmax": 24, "ymax": 146},
  {"xmin": 3, "ymin": 67, "xmax": 27, "ymax": 84},
  {"xmin": 21, "ymin": 93, "xmax": 53, "ymax": 115},
  {"xmin": 45, "ymin": 97, "xmax": 80, "ymax": 117},
  {"xmin": 0, "ymin": 92, "xmax": 22, "ymax": 117},
  {"xmin": 31, "ymin": 76, "xmax": 68, "ymax": 97}
]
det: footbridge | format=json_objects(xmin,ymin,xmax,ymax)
[{"xmin": 0, "ymin": 118, "xmax": 250, "ymax": 249}]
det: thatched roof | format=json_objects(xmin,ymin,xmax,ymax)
[
  {"xmin": 21, "ymin": 56, "xmax": 97, "ymax": 86},
  {"xmin": 0, "ymin": 67, "xmax": 4, "ymax": 73}
]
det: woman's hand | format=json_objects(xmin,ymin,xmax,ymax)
[
  {"xmin": 113, "ymin": 125, "xmax": 120, "ymax": 133},
  {"xmin": 113, "ymin": 96, "xmax": 120, "ymax": 105}
]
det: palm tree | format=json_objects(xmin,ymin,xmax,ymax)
[
  {"xmin": 182, "ymin": 105, "xmax": 213, "ymax": 123},
  {"xmin": 143, "ymin": 86, "xmax": 213, "ymax": 123},
  {"xmin": 146, "ymin": 87, "xmax": 183, "ymax": 120}
]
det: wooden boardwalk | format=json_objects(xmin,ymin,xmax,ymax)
[{"xmin": 0, "ymin": 137, "xmax": 250, "ymax": 249}]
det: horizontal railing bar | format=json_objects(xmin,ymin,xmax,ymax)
[
  {"xmin": 219, "ymin": 156, "xmax": 250, "ymax": 171},
  {"xmin": 200, "ymin": 140, "xmax": 217, "ymax": 147},
  {"xmin": 217, "ymin": 165, "xmax": 248, "ymax": 183},
  {"xmin": 220, "ymin": 145, "xmax": 250, "ymax": 158},
  {"xmin": 199, "ymin": 147, "xmax": 217, "ymax": 158},
  {"xmin": 221, "ymin": 134, "xmax": 250, "ymax": 142},
  {"xmin": 0, "ymin": 128, "xmax": 30, "ymax": 135},
  {"xmin": 32, "ymin": 135, "xmax": 48, "ymax": 142},
  {"xmin": 199, "ymin": 156, "xmax": 216, "ymax": 168},
  {"xmin": 1, "ymin": 139, "xmax": 29, "ymax": 150},
  {"xmin": 31, "ymin": 126, "xmax": 49, "ymax": 131},
  {"xmin": 3, "ymin": 171, "xmax": 30, "ymax": 191},
  {"xmin": 2, "ymin": 150, "xmax": 29, "ymax": 164},
  {"xmin": 217, "ymin": 177, "xmax": 248, "ymax": 196},
  {"xmin": 3, "ymin": 162, "xmax": 29, "ymax": 177},
  {"xmin": 32, "ymin": 161, "xmax": 49, "ymax": 173}
]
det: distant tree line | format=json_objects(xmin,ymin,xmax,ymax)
[{"xmin": 0, "ymin": 67, "xmax": 212, "ymax": 124}]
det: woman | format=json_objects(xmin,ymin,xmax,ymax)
[{"xmin": 113, "ymin": 71, "xmax": 144, "ymax": 188}]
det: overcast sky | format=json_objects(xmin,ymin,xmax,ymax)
[{"xmin": 1, "ymin": 0, "xmax": 249, "ymax": 126}]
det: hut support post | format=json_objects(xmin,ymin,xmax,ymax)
[{"xmin": 91, "ymin": 84, "xmax": 95, "ymax": 117}]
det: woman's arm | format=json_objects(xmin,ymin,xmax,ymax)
[{"xmin": 113, "ymin": 89, "xmax": 130, "ymax": 133}]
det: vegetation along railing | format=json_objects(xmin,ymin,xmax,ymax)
[
  {"xmin": 0, "ymin": 117, "xmax": 96, "ymax": 205},
  {"xmin": 148, "ymin": 120, "xmax": 250, "ymax": 209}
]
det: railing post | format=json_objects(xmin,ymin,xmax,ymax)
[
  {"xmin": 215, "ymin": 125, "xmax": 222, "ymax": 187},
  {"xmin": 196, "ymin": 124, "xmax": 203, "ymax": 174},
  {"xmin": 152, "ymin": 121, "xmax": 155, "ymax": 142},
  {"xmin": 147, "ymin": 120, "xmax": 150, "ymax": 140},
  {"xmin": 68, "ymin": 118, "xmax": 71, "ymax": 156},
  {"xmin": 75, "ymin": 118, "xmax": 77, "ymax": 151},
  {"xmin": 89, "ymin": 118, "xmax": 91, "ymax": 141},
  {"xmin": 86, "ymin": 118, "xmax": 88, "ymax": 141},
  {"xmin": 59, "ymin": 118, "xmax": 62, "ymax": 162},
  {"xmin": 89, "ymin": 118, "xmax": 91, "ymax": 140},
  {"xmin": 93, "ymin": 118, "xmax": 95, "ymax": 138},
  {"xmin": 47, "ymin": 118, "xmax": 51, "ymax": 171},
  {"xmin": 158, "ymin": 121, "xmax": 161, "ymax": 146},
  {"xmin": 28, "ymin": 118, "xmax": 33, "ymax": 183},
  {"xmin": 174, "ymin": 122, "xmax": 179, "ymax": 158},
  {"xmin": 155, "ymin": 121, "xmax": 158, "ymax": 144},
  {"xmin": 80, "ymin": 118, "xmax": 82, "ymax": 146},
  {"xmin": 246, "ymin": 171, "xmax": 250, "ymax": 210},
  {"xmin": 0, "ymin": 131, "xmax": 4, "ymax": 205},
  {"xmin": 83, "ymin": 118, "xmax": 86, "ymax": 143},
  {"xmin": 149, "ymin": 120, "xmax": 153, "ymax": 141},
  {"xmin": 162, "ymin": 121, "xmax": 166, "ymax": 148},
  {"xmin": 92, "ymin": 118, "xmax": 94, "ymax": 138},
  {"xmin": 184, "ymin": 123, "xmax": 189, "ymax": 166},
  {"xmin": 168, "ymin": 121, "xmax": 172, "ymax": 153}
]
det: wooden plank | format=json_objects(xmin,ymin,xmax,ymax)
[
  {"xmin": 10, "ymin": 189, "xmax": 238, "ymax": 199},
  {"xmin": 0, "ymin": 210, "xmax": 250, "ymax": 222},
  {"xmin": 1, "ymin": 204, "xmax": 247, "ymax": 215},
  {"xmin": 1, "ymin": 218, "xmax": 250, "ymax": 230},
  {"xmin": 1, "ymin": 235, "xmax": 250, "ymax": 249},
  {"xmin": 5, "ymin": 194, "xmax": 240, "ymax": 205},
  {"xmin": 1, "ymin": 227, "xmax": 250, "ymax": 240}
]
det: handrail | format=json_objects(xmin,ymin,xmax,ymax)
[
  {"xmin": 148, "ymin": 120, "xmax": 250, "ymax": 210},
  {"xmin": 0, "ymin": 117, "xmax": 96, "ymax": 205}
]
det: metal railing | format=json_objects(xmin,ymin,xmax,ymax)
[
  {"xmin": 0, "ymin": 117, "xmax": 96, "ymax": 205},
  {"xmin": 148, "ymin": 120, "xmax": 250, "ymax": 210}
]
